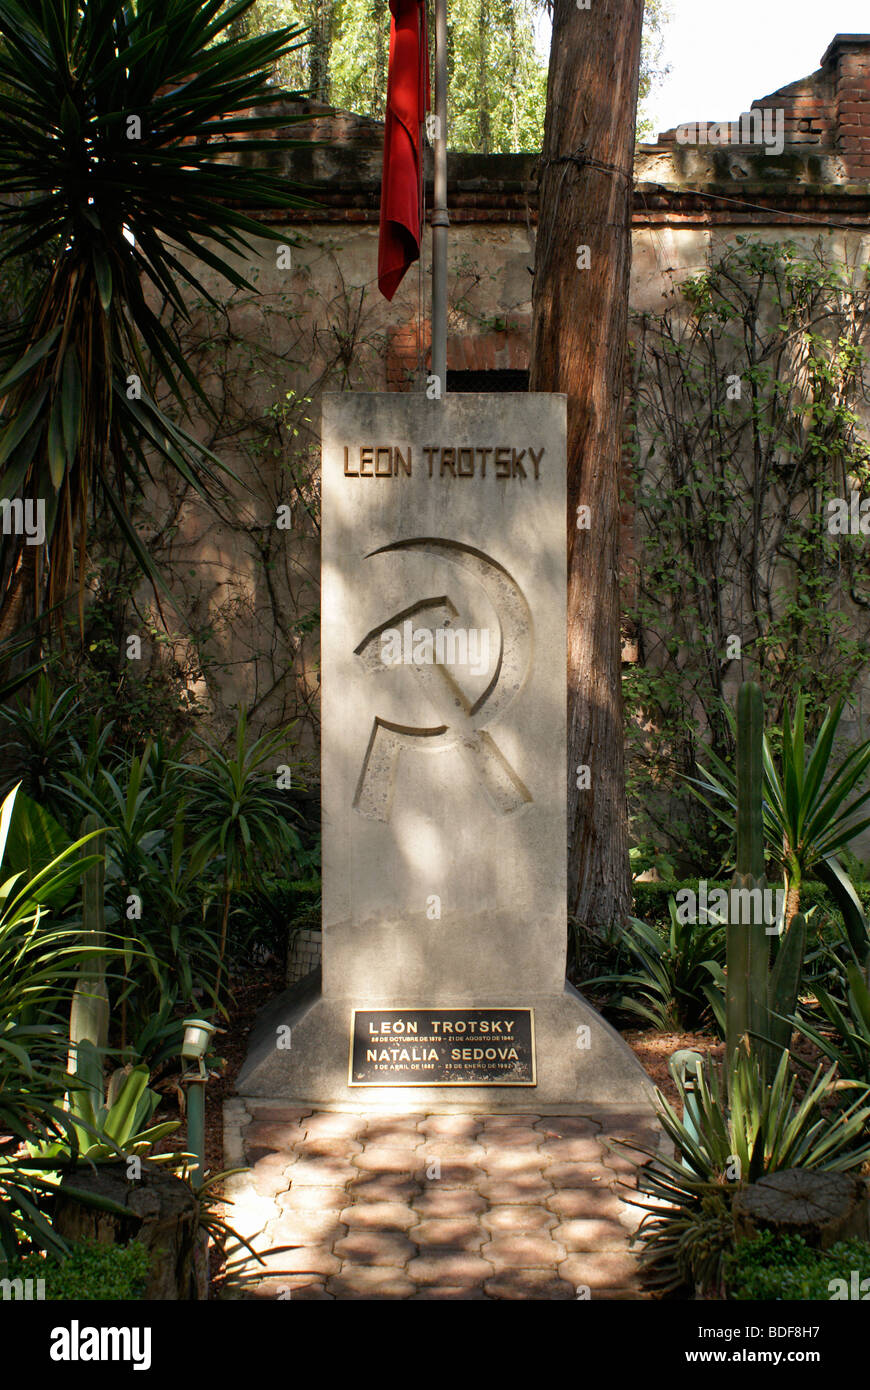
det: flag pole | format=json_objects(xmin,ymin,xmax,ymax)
[{"xmin": 431, "ymin": 0, "xmax": 448, "ymax": 393}]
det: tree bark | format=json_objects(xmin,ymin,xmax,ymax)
[
  {"xmin": 54, "ymin": 1161, "xmax": 204, "ymax": 1300},
  {"xmin": 529, "ymin": 0, "xmax": 644, "ymax": 935}
]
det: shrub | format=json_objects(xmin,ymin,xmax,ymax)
[
  {"xmin": 626, "ymin": 1049, "xmax": 870, "ymax": 1296},
  {"xmin": 2, "ymin": 1240, "xmax": 149, "ymax": 1300},
  {"xmin": 724, "ymin": 1231, "xmax": 870, "ymax": 1301}
]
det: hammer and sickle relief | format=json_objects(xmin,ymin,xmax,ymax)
[{"xmin": 352, "ymin": 538, "xmax": 533, "ymax": 822}]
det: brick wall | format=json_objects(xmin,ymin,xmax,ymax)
[
  {"xmin": 655, "ymin": 31, "xmax": 870, "ymax": 171},
  {"xmin": 824, "ymin": 34, "xmax": 870, "ymax": 178}
]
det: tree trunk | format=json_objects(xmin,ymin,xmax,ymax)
[
  {"xmin": 529, "ymin": 0, "xmax": 644, "ymax": 934},
  {"xmin": 733, "ymin": 1169, "xmax": 869, "ymax": 1250},
  {"xmin": 54, "ymin": 1161, "xmax": 204, "ymax": 1300}
]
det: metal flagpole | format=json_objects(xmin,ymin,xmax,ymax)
[{"xmin": 431, "ymin": 0, "xmax": 448, "ymax": 394}]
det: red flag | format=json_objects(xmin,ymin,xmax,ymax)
[{"xmin": 378, "ymin": 0, "xmax": 429, "ymax": 301}]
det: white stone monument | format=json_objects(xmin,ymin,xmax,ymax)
[{"xmin": 238, "ymin": 392, "xmax": 654, "ymax": 1112}]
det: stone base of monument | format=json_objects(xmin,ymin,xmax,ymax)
[{"xmin": 236, "ymin": 976, "xmax": 656, "ymax": 1115}]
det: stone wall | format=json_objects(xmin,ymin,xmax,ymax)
[{"xmin": 136, "ymin": 35, "xmax": 870, "ymax": 805}]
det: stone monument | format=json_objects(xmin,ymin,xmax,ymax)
[{"xmin": 237, "ymin": 392, "xmax": 654, "ymax": 1112}]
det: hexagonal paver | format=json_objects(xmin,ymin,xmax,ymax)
[
  {"xmin": 481, "ymin": 1234, "xmax": 567, "ymax": 1268},
  {"xmin": 255, "ymin": 1245, "xmax": 341, "ymax": 1277},
  {"xmin": 478, "ymin": 1149, "xmax": 547, "ymax": 1178},
  {"xmin": 407, "ymin": 1251, "xmax": 494, "ymax": 1285},
  {"xmin": 543, "ymin": 1162, "xmax": 612, "ymax": 1189},
  {"xmin": 546, "ymin": 1188, "xmax": 628, "ymax": 1221},
  {"xmin": 302, "ymin": 1113, "xmax": 365, "ymax": 1139},
  {"xmin": 479, "ymin": 1174, "xmax": 554, "ymax": 1204},
  {"xmin": 480, "ymin": 1114, "xmax": 541, "ymax": 1133},
  {"xmin": 412, "ymin": 1187, "xmax": 487, "ymax": 1218},
  {"xmin": 247, "ymin": 1275, "xmax": 332, "ymax": 1301},
  {"xmin": 327, "ymin": 1267, "xmax": 416, "ymax": 1299},
  {"xmin": 353, "ymin": 1147, "xmax": 421, "ymax": 1175},
  {"xmin": 224, "ymin": 1108, "xmax": 654, "ymax": 1303},
  {"xmin": 558, "ymin": 1252, "xmax": 642, "ymax": 1289},
  {"xmin": 363, "ymin": 1117, "xmax": 424, "ymax": 1147},
  {"xmin": 416, "ymin": 1115, "xmax": 483, "ymax": 1139},
  {"xmin": 534, "ymin": 1116, "xmax": 601, "ymax": 1139},
  {"xmin": 340, "ymin": 1201, "xmax": 417, "ymax": 1231},
  {"xmin": 346, "ymin": 1173, "xmax": 422, "ymax": 1203},
  {"xmin": 278, "ymin": 1184, "xmax": 348, "ymax": 1212},
  {"xmin": 478, "ymin": 1126, "xmax": 542, "ymax": 1150},
  {"xmin": 419, "ymin": 1159, "xmax": 481, "ymax": 1187},
  {"xmin": 410, "ymin": 1285, "xmax": 490, "ymax": 1300},
  {"xmin": 551, "ymin": 1219, "xmax": 629, "ymax": 1252},
  {"xmin": 409, "ymin": 1217, "xmax": 485, "ymax": 1249},
  {"xmin": 481, "ymin": 1205, "xmax": 555, "ymax": 1234},
  {"xmin": 539, "ymin": 1136, "xmax": 603, "ymax": 1163},
  {"xmin": 334, "ymin": 1230, "xmax": 417, "ymax": 1265},
  {"xmin": 295, "ymin": 1135, "xmax": 363, "ymax": 1160},
  {"xmin": 420, "ymin": 1140, "xmax": 486, "ymax": 1161},
  {"xmin": 284, "ymin": 1157, "xmax": 357, "ymax": 1186},
  {"xmin": 245, "ymin": 1121, "xmax": 307, "ymax": 1150},
  {"xmin": 269, "ymin": 1211, "xmax": 347, "ymax": 1246},
  {"xmin": 484, "ymin": 1271, "xmax": 576, "ymax": 1300}
]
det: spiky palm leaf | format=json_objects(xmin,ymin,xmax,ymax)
[
  {"xmin": 689, "ymin": 696, "xmax": 870, "ymax": 918},
  {"xmin": 0, "ymin": 0, "xmax": 311, "ymax": 628}
]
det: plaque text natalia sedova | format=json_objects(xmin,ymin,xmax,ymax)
[{"xmin": 349, "ymin": 1007, "xmax": 536, "ymax": 1086}]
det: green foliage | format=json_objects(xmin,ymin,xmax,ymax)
[
  {"xmin": 232, "ymin": 859, "xmax": 321, "ymax": 961},
  {"xmin": 793, "ymin": 961, "xmax": 870, "ymax": 1093},
  {"xmin": 235, "ymin": 0, "xmax": 669, "ymax": 151},
  {"xmin": 182, "ymin": 707, "xmax": 303, "ymax": 1002},
  {"xmin": 0, "ymin": 677, "xmax": 80, "ymax": 817},
  {"xmin": 626, "ymin": 239, "xmax": 870, "ymax": 870},
  {"xmin": 2, "ymin": 1239, "xmax": 149, "ymax": 1300},
  {"xmin": 31, "ymin": 1045, "xmax": 178, "ymax": 1162},
  {"xmin": 585, "ymin": 901, "xmax": 724, "ymax": 1032},
  {"xmin": 0, "ymin": 785, "xmax": 109, "ymax": 1256},
  {"xmin": 626, "ymin": 1049, "xmax": 870, "ymax": 1295},
  {"xmin": 0, "ymin": 0, "xmax": 312, "ymax": 621},
  {"xmin": 724, "ymin": 1232, "xmax": 870, "ymax": 1302},
  {"xmin": 3, "ymin": 789, "xmax": 74, "ymax": 911},
  {"xmin": 692, "ymin": 695, "xmax": 870, "ymax": 922}
]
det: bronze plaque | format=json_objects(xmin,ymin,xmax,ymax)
[{"xmin": 349, "ymin": 1007, "xmax": 536, "ymax": 1086}]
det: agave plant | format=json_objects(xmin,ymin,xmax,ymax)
[
  {"xmin": 585, "ymin": 899, "xmax": 725, "ymax": 1032},
  {"xmin": 0, "ymin": 0, "xmax": 311, "ymax": 630},
  {"xmin": 690, "ymin": 695, "xmax": 870, "ymax": 923},
  {"xmin": 621, "ymin": 1048, "xmax": 870, "ymax": 1295},
  {"xmin": 30, "ymin": 1043, "xmax": 178, "ymax": 1163}
]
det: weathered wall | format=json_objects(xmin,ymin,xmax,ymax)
[{"xmin": 128, "ymin": 35, "xmax": 870, "ymax": 822}]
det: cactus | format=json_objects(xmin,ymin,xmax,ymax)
[
  {"xmin": 726, "ymin": 682, "xmax": 806, "ymax": 1078},
  {"xmin": 68, "ymin": 814, "xmax": 109, "ymax": 1081}
]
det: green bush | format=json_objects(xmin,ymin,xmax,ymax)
[
  {"xmin": 725, "ymin": 1231, "xmax": 870, "ymax": 1301},
  {"xmin": 2, "ymin": 1240, "xmax": 149, "ymax": 1300}
]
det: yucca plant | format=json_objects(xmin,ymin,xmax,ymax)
[
  {"xmin": 183, "ymin": 708, "xmax": 302, "ymax": 1005},
  {"xmin": 691, "ymin": 695, "xmax": 870, "ymax": 925},
  {"xmin": 622, "ymin": 1048, "xmax": 870, "ymax": 1295},
  {"xmin": 0, "ymin": 675, "xmax": 81, "ymax": 810},
  {"xmin": 0, "ymin": 0, "xmax": 311, "ymax": 633}
]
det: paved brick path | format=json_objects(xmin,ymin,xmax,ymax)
[{"xmin": 221, "ymin": 1100, "xmax": 660, "ymax": 1300}]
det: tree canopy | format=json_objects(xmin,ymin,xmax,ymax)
[{"xmin": 227, "ymin": 0, "xmax": 669, "ymax": 151}]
